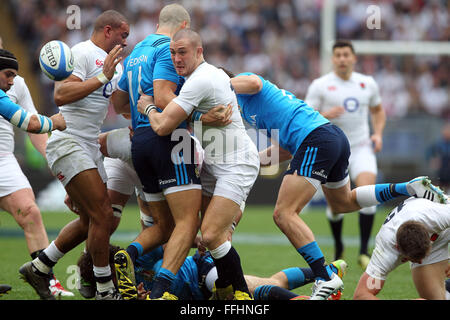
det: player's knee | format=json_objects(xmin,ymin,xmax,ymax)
[
  {"xmin": 273, "ymin": 206, "xmax": 291, "ymax": 228},
  {"xmin": 15, "ymin": 203, "xmax": 42, "ymax": 228},
  {"xmin": 200, "ymin": 226, "xmax": 223, "ymax": 249}
]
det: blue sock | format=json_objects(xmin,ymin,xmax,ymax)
[
  {"xmin": 375, "ymin": 183, "xmax": 409, "ymax": 203},
  {"xmin": 326, "ymin": 264, "xmax": 337, "ymax": 277},
  {"xmin": 297, "ymin": 241, "xmax": 330, "ymax": 281},
  {"xmin": 126, "ymin": 242, "xmax": 143, "ymax": 264},
  {"xmin": 149, "ymin": 267, "xmax": 176, "ymax": 299},
  {"xmin": 254, "ymin": 285, "xmax": 298, "ymax": 300},
  {"xmin": 282, "ymin": 267, "xmax": 315, "ymax": 290}
]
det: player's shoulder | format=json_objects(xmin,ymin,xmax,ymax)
[
  {"xmin": 71, "ymin": 40, "xmax": 91, "ymax": 53},
  {"xmin": 352, "ymin": 71, "xmax": 377, "ymax": 84},
  {"xmin": 311, "ymin": 72, "xmax": 335, "ymax": 85}
]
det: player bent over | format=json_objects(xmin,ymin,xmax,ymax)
[{"xmin": 353, "ymin": 197, "xmax": 449, "ymax": 300}]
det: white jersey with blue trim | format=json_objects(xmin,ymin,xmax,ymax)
[
  {"xmin": 0, "ymin": 76, "xmax": 38, "ymax": 154},
  {"xmin": 55, "ymin": 40, "xmax": 122, "ymax": 142},
  {"xmin": 305, "ymin": 71, "xmax": 381, "ymax": 148}
]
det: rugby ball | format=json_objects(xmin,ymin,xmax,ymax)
[{"xmin": 39, "ymin": 40, "xmax": 74, "ymax": 81}]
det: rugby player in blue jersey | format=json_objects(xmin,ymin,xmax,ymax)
[
  {"xmin": 77, "ymin": 244, "xmax": 348, "ymax": 300},
  {"xmin": 212, "ymin": 70, "xmax": 448, "ymax": 300}
]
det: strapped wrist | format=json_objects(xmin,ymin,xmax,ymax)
[
  {"xmin": 192, "ymin": 110, "xmax": 203, "ymax": 122},
  {"xmin": 144, "ymin": 104, "xmax": 157, "ymax": 116},
  {"xmin": 96, "ymin": 72, "xmax": 109, "ymax": 85}
]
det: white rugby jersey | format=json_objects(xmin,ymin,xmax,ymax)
[
  {"xmin": 173, "ymin": 62, "xmax": 256, "ymax": 163},
  {"xmin": 56, "ymin": 40, "xmax": 122, "ymax": 141},
  {"xmin": 368, "ymin": 197, "xmax": 450, "ymax": 280},
  {"xmin": 305, "ymin": 72, "xmax": 381, "ymax": 147},
  {"xmin": 0, "ymin": 76, "xmax": 38, "ymax": 154}
]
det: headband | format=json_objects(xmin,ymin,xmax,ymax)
[{"xmin": 0, "ymin": 55, "xmax": 19, "ymax": 71}]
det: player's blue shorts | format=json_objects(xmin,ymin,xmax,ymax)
[
  {"xmin": 131, "ymin": 126, "xmax": 201, "ymax": 194},
  {"xmin": 285, "ymin": 123, "xmax": 350, "ymax": 184}
]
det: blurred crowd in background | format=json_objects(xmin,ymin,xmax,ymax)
[{"xmin": 7, "ymin": 0, "xmax": 449, "ymax": 121}]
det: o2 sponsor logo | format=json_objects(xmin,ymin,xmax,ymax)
[{"xmin": 343, "ymin": 97, "xmax": 359, "ymax": 112}]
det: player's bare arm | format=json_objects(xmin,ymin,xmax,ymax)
[
  {"xmin": 230, "ymin": 74, "xmax": 263, "ymax": 94},
  {"xmin": 24, "ymin": 112, "xmax": 66, "ymax": 133},
  {"xmin": 53, "ymin": 45, "xmax": 123, "ymax": 106},
  {"xmin": 153, "ymin": 79, "xmax": 178, "ymax": 109},
  {"xmin": 138, "ymin": 93, "xmax": 232, "ymax": 127},
  {"xmin": 139, "ymin": 98, "xmax": 187, "ymax": 136},
  {"xmin": 259, "ymin": 140, "xmax": 292, "ymax": 167},
  {"xmin": 353, "ymin": 272, "xmax": 384, "ymax": 300},
  {"xmin": 369, "ymin": 104, "xmax": 386, "ymax": 153},
  {"xmin": 111, "ymin": 89, "xmax": 130, "ymax": 115}
]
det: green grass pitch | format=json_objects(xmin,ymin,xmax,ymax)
[{"xmin": 0, "ymin": 204, "xmax": 418, "ymax": 300}]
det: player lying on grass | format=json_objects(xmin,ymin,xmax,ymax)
[
  {"xmin": 77, "ymin": 244, "xmax": 347, "ymax": 300},
  {"xmin": 353, "ymin": 197, "xmax": 449, "ymax": 300}
]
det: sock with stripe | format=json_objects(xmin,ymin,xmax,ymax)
[
  {"xmin": 282, "ymin": 267, "xmax": 315, "ymax": 289},
  {"xmin": 93, "ymin": 265, "xmax": 114, "ymax": 293},
  {"xmin": 254, "ymin": 285, "xmax": 298, "ymax": 300},
  {"xmin": 32, "ymin": 241, "xmax": 64, "ymax": 276},
  {"xmin": 297, "ymin": 241, "xmax": 331, "ymax": 281},
  {"xmin": 355, "ymin": 183, "xmax": 410, "ymax": 208},
  {"xmin": 210, "ymin": 241, "xmax": 250, "ymax": 294}
]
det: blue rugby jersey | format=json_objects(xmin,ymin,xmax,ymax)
[
  {"xmin": 0, "ymin": 89, "xmax": 25, "ymax": 123},
  {"xmin": 118, "ymin": 34, "xmax": 185, "ymax": 130},
  {"xmin": 235, "ymin": 72, "xmax": 329, "ymax": 154}
]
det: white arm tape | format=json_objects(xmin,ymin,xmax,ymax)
[{"xmin": 10, "ymin": 109, "xmax": 32, "ymax": 131}]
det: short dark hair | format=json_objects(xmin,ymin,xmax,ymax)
[
  {"xmin": 396, "ymin": 220, "xmax": 431, "ymax": 262},
  {"xmin": 332, "ymin": 40, "xmax": 355, "ymax": 54},
  {"xmin": 93, "ymin": 10, "xmax": 128, "ymax": 32}
]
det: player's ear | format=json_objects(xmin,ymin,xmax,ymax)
[
  {"xmin": 196, "ymin": 46, "xmax": 203, "ymax": 57},
  {"xmin": 104, "ymin": 25, "xmax": 113, "ymax": 39}
]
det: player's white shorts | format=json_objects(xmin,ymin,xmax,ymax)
[
  {"xmin": 348, "ymin": 139, "xmax": 377, "ymax": 181},
  {"xmin": 0, "ymin": 153, "xmax": 31, "ymax": 197},
  {"xmin": 366, "ymin": 228, "xmax": 450, "ymax": 281},
  {"xmin": 200, "ymin": 150, "xmax": 260, "ymax": 212},
  {"xmin": 46, "ymin": 132, "xmax": 107, "ymax": 187},
  {"xmin": 104, "ymin": 157, "xmax": 148, "ymax": 201}
]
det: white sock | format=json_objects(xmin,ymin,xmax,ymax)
[
  {"xmin": 210, "ymin": 241, "xmax": 232, "ymax": 259},
  {"xmin": 93, "ymin": 265, "xmax": 114, "ymax": 293},
  {"xmin": 32, "ymin": 257, "xmax": 52, "ymax": 274},
  {"xmin": 326, "ymin": 206, "xmax": 344, "ymax": 222},
  {"xmin": 355, "ymin": 185, "xmax": 380, "ymax": 208},
  {"xmin": 44, "ymin": 241, "xmax": 65, "ymax": 263}
]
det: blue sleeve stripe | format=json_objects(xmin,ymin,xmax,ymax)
[
  {"xmin": 17, "ymin": 109, "xmax": 27, "ymax": 128},
  {"xmin": 39, "ymin": 115, "xmax": 45, "ymax": 132}
]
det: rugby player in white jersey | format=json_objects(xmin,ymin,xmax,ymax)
[
  {"xmin": 306, "ymin": 40, "xmax": 386, "ymax": 268},
  {"xmin": 353, "ymin": 197, "xmax": 449, "ymax": 300},
  {"xmin": 19, "ymin": 10, "xmax": 129, "ymax": 300},
  {"xmin": 0, "ymin": 43, "xmax": 70, "ymax": 297},
  {"xmin": 137, "ymin": 28, "xmax": 260, "ymax": 300}
]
